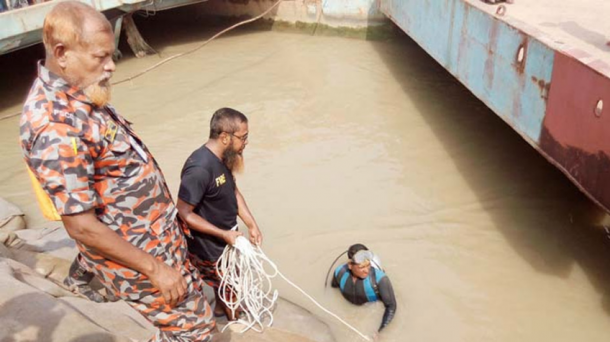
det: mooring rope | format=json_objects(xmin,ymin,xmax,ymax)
[
  {"xmin": 112, "ymin": 0, "xmax": 285, "ymax": 86},
  {"xmin": 0, "ymin": 0, "xmax": 286, "ymax": 121},
  {"xmin": 216, "ymin": 236, "xmax": 371, "ymax": 341}
]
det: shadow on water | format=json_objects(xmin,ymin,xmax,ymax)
[
  {"xmin": 0, "ymin": 1, "xmax": 384, "ymax": 116},
  {"xmin": 126, "ymin": 2, "xmax": 393, "ymax": 64},
  {"xmin": 0, "ymin": 44, "xmax": 44, "ymax": 115},
  {"xmin": 370, "ymin": 25, "xmax": 610, "ymax": 313},
  {"xmin": 0, "ymin": 5, "xmax": 277, "ymax": 116},
  {"xmin": 128, "ymin": 9, "xmax": 267, "ymax": 55}
]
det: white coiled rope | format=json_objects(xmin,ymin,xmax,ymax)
[
  {"xmin": 216, "ymin": 236, "xmax": 278, "ymax": 333},
  {"xmin": 216, "ymin": 236, "xmax": 371, "ymax": 341}
]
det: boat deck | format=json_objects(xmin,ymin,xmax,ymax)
[
  {"xmin": 0, "ymin": 0, "xmax": 206, "ymax": 55},
  {"xmin": 475, "ymin": 0, "xmax": 610, "ymax": 74},
  {"xmin": 381, "ymin": 0, "xmax": 610, "ymax": 213}
]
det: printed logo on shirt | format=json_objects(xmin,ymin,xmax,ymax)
[{"xmin": 215, "ymin": 174, "xmax": 226, "ymax": 187}]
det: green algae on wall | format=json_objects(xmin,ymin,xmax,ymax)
[{"xmin": 250, "ymin": 18, "xmax": 398, "ymax": 41}]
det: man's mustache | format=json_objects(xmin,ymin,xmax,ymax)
[{"xmin": 97, "ymin": 73, "xmax": 113, "ymax": 85}]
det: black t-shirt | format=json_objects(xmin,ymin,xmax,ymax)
[{"xmin": 178, "ymin": 145, "xmax": 238, "ymax": 261}]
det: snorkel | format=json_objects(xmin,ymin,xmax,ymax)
[{"xmin": 324, "ymin": 250, "xmax": 347, "ymax": 287}]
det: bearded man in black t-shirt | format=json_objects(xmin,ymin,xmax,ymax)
[{"xmin": 177, "ymin": 107, "xmax": 262, "ymax": 320}]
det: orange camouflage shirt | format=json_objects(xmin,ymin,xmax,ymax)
[{"xmin": 20, "ymin": 63, "xmax": 183, "ymax": 300}]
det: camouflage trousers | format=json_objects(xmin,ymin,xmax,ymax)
[
  {"xmin": 188, "ymin": 253, "xmax": 222, "ymax": 290},
  {"xmin": 188, "ymin": 253, "xmax": 237, "ymax": 312},
  {"xmin": 128, "ymin": 275, "xmax": 215, "ymax": 342},
  {"xmin": 77, "ymin": 222, "xmax": 216, "ymax": 341}
]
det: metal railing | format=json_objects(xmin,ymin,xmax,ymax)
[{"xmin": 0, "ymin": 0, "xmax": 53, "ymax": 13}]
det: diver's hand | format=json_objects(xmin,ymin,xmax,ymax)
[
  {"xmin": 248, "ymin": 225, "xmax": 262, "ymax": 246},
  {"xmin": 148, "ymin": 261, "xmax": 187, "ymax": 307},
  {"xmin": 223, "ymin": 230, "xmax": 243, "ymax": 246}
]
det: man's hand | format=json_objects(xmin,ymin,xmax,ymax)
[
  {"xmin": 235, "ymin": 187, "xmax": 261, "ymax": 246},
  {"xmin": 147, "ymin": 261, "xmax": 187, "ymax": 307},
  {"xmin": 248, "ymin": 226, "xmax": 263, "ymax": 246},
  {"xmin": 61, "ymin": 210, "xmax": 188, "ymax": 308},
  {"xmin": 223, "ymin": 230, "xmax": 243, "ymax": 246}
]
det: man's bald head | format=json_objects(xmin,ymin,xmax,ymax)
[
  {"xmin": 41, "ymin": 1, "xmax": 116, "ymax": 107},
  {"xmin": 42, "ymin": 1, "xmax": 112, "ymax": 55}
]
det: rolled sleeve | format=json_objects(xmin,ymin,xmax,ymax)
[{"xmin": 28, "ymin": 122, "xmax": 99, "ymax": 215}]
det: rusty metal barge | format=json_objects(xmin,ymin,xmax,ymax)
[{"xmin": 380, "ymin": 0, "xmax": 610, "ymax": 213}]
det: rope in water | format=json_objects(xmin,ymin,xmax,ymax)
[
  {"xmin": 112, "ymin": 0, "xmax": 285, "ymax": 86},
  {"xmin": 216, "ymin": 236, "xmax": 371, "ymax": 341}
]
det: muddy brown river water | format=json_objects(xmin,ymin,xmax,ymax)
[{"xmin": 2, "ymin": 16, "xmax": 610, "ymax": 342}]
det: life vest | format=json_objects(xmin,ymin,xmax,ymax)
[{"xmin": 27, "ymin": 166, "xmax": 61, "ymax": 221}]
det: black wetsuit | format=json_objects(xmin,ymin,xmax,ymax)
[{"xmin": 331, "ymin": 264, "xmax": 397, "ymax": 331}]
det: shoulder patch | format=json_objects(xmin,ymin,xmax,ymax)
[{"xmin": 104, "ymin": 121, "xmax": 118, "ymax": 143}]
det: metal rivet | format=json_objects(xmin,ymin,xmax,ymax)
[
  {"xmin": 496, "ymin": 5, "xmax": 507, "ymax": 16},
  {"xmin": 595, "ymin": 99, "xmax": 604, "ymax": 117},
  {"xmin": 517, "ymin": 46, "xmax": 525, "ymax": 63}
]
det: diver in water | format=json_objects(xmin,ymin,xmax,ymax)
[
  {"xmin": 331, "ymin": 244, "xmax": 397, "ymax": 332},
  {"xmin": 346, "ymin": 243, "xmax": 383, "ymax": 270}
]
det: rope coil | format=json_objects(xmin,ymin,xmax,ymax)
[
  {"xmin": 216, "ymin": 236, "xmax": 371, "ymax": 341},
  {"xmin": 216, "ymin": 236, "xmax": 279, "ymax": 333}
]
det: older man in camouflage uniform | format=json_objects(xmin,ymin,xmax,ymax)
[{"xmin": 19, "ymin": 2, "xmax": 214, "ymax": 341}]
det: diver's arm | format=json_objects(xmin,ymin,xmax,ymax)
[{"xmin": 378, "ymin": 276, "xmax": 397, "ymax": 331}]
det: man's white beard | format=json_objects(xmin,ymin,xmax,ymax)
[{"xmin": 84, "ymin": 76, "xmax": 112, "ymax": 107}]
